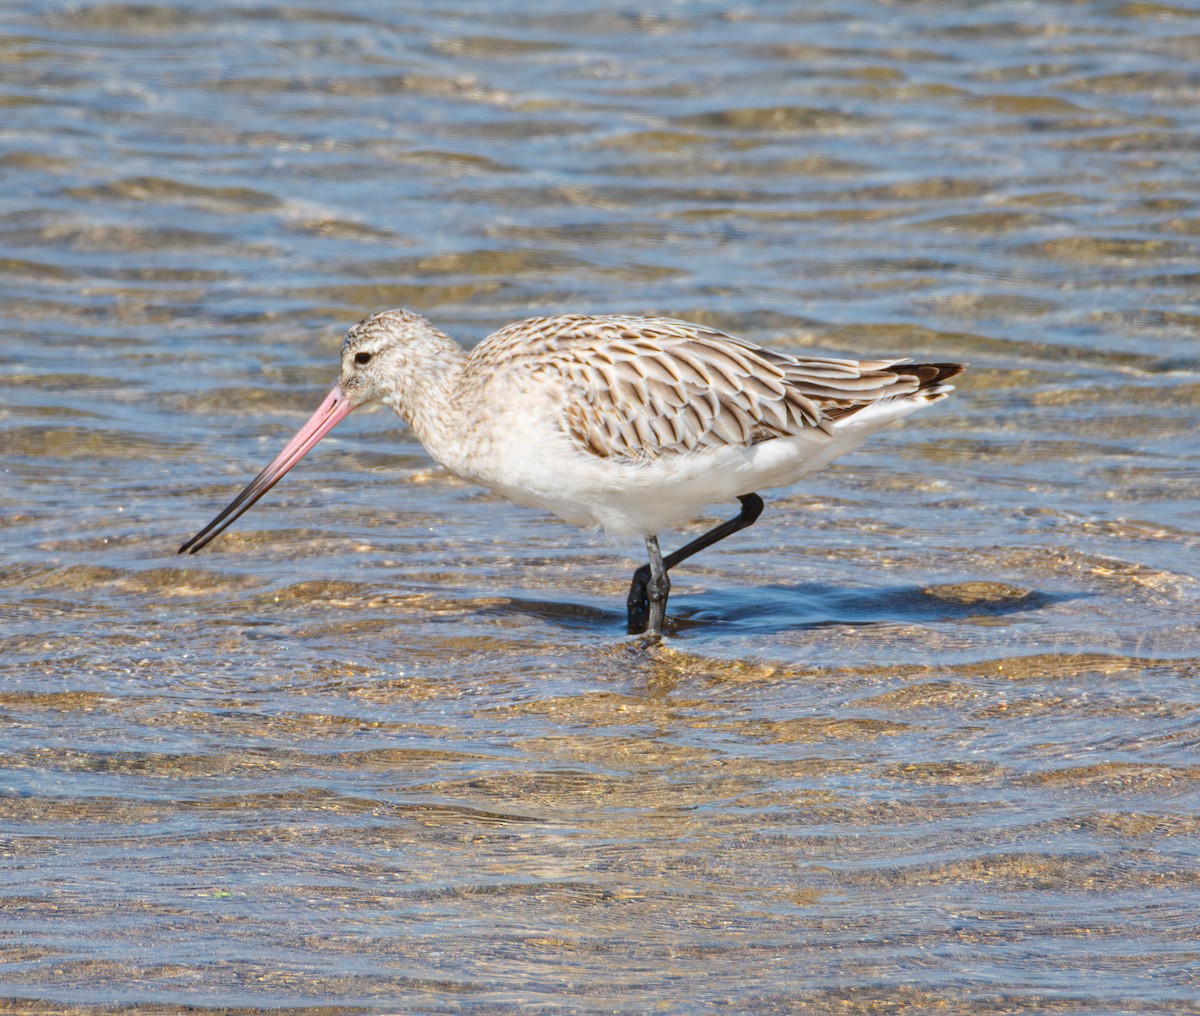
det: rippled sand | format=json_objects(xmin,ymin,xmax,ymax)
[{"xmin": 2, "ymin": 2, "xmax": 1199, "ymax": 1013}]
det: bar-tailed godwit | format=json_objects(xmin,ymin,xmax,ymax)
[{"xmin": 181, "ymin": 310, "xmax": 963, "ymax": 636}]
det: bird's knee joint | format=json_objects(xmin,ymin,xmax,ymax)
[{"xmin": 646, "ymin": 572, "xmax": 670, "ymax": 603}]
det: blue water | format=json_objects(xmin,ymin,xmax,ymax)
[{"xmin": 2, "ymin": 1, "xmax": 1199, "ymax": 1012}]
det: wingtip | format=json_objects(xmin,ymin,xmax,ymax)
[{"xmin": 914, "ymin": 362, "xmax": 967, "ymax": 388}]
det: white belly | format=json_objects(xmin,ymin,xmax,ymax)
[
  {"xmin": 424, "ymin": 381, "xmax": 934, "ymax": 538},
  {"xmin": 449, "ymin": 414, "xmax": 900, "ymax": 538}
]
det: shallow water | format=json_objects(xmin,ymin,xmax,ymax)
[{"xmin": 2, "ymin": 1, "xmax": 1199, "ymax": 1013}]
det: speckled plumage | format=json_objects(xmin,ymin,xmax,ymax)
[
  {"xmin": 333, "ymin": 309, "xmax": 961, "ymax": 537},
  {"xmin": 182, "ymin": 308, "xmax": 964, "ymax": 636},
  {"xmin": 470, "ymin": 313, "xmax": 957, "ymax": 461}
]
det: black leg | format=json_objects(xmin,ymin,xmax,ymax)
[
  {"xmin": 626, "ymin": 563, "xmax": 654, "ymax": 636},
  {"xmin": 626, "ymin": 493, "xmax": 765, "ymax": 635}
]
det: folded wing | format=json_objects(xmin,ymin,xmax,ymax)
[{"xmin": 478, "ymin": 315, "xmax": 962, "ymax": 462}]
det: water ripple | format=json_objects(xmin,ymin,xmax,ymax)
[{"xmin": 1, "ymin": 1, "xmax": 1198, "ymax": 1012}]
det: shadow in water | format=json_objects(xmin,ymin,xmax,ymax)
[
  {"xmin": 477, "ymin": 596, "xmax": 614, "ymax": 632},
  {"xmin": 670, "ymin": 581, "xmax": 1071, "ymax": 636},
  {"xmin": 484, "ymin": 582, "xmax": 1071, "ymax": 638}
]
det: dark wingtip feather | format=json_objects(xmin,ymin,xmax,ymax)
[{"xmin": 907, "ymin": 362, "xmax": 967, "ymax": 389}]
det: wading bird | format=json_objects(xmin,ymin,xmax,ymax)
[{"xmin": 181, "ymin": 310, "xmax": 963, "ymax": 637}]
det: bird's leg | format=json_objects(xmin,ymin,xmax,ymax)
[
  {"xmin": 636, "ymin": 535, "xmax": 670, "ymax": 637},
  {"xmin": 626, "ymin": 562, "xmax": 653, "ymax": 637},
  {"xmin": 626, "ymin": 493, "xmax": 765, "ymax": 636}
]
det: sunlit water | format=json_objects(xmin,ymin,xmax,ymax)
[{"xmin": 2, "ymin": 2, "xmax": 1198, "ymax": 1013}]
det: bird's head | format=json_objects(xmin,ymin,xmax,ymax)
[{"xmin": 339, "ymin": 308, "xmax": 454, "ymax": 412}]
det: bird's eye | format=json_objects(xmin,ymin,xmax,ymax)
[{"xmin": 354, "ymin": 351, "xmax": 372, "ymax": 365}]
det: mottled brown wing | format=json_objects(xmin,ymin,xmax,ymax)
[{"xmin": 478, "ymin": 315, "xmax": 952, "ymax": 462}]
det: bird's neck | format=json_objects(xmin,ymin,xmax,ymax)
[{"xmin": 380, "ymin": 330, "xmax": 470, "ymax": 463}]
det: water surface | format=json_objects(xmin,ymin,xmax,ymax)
[{"xmin": 2, "ymin": 1, "xmax": 1199, "ymax": 1013}]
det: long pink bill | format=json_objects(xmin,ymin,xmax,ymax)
[{"xmin": 179, "ymin": 383, "xmax": 356, "ymax": 555}]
